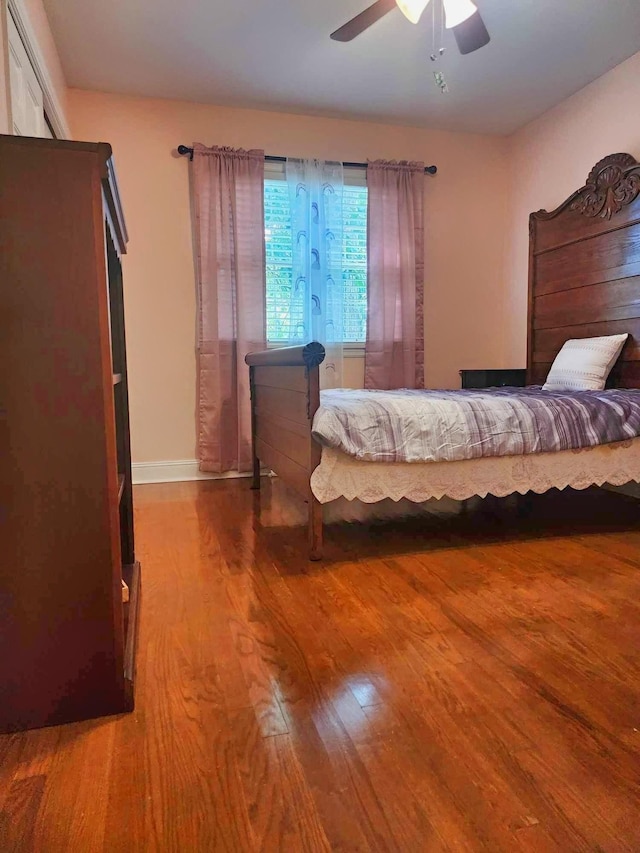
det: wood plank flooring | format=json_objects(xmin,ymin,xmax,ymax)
[{"xmin": 1, "ymin": 480, "xmax": 640, "ymax": 851}]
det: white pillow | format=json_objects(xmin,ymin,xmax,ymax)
[{"xmin": 543, "ymin": 334, "xmax": 628, "ymax": 391}]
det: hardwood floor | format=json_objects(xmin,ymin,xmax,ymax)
[{"xmin": 1, "ymin": 480, "xmax": 640, "ymax": 851}]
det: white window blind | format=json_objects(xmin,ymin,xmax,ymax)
[{"xmin": 264, "ymin": 168, "xmax": 368, "ymax": 343}]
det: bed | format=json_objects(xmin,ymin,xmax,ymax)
[{"xmin": 245, "ymin": 152, "xmax": 640, "ymax": 559}]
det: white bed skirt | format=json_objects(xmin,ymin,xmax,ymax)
[{"xmin": 310, "ymin": 439, "xmax": 640, "ymax": 505}]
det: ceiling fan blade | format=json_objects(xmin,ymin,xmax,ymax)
[
  {"xmin": 330, "ymin": 0, "xmax": 397, "ymax": 42},
  {"xmin": 451, "ymin": 9, "xmax": 490, "ymax": 54}
]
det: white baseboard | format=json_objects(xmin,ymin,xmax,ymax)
[{"xmin": 132, "ymin": 459, "xmax": 252, "ymax": 485}]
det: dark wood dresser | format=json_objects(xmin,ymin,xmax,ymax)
[
  {"xmin": 0, "ymin": 135, "xmax": 141, "ymax": 732},
  {"xmin": 460, "ymin": 369, "xmax": 527, "ymax": 389}
]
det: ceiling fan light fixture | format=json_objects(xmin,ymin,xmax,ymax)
[
  {"xmin": 395, "ymin": 0, "xmax": 432, "ymax": 25},
  {"xmin": 443, "ymin": 0, "xmax": 478, "ymax": 29}
]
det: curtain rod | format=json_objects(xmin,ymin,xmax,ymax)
[{"xmin": 176, "ymin": 145, "xmax": 437, "ymax": 175}]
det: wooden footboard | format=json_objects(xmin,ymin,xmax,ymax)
[{"xmin": 245, "ymin": 342, "xmax": 326, "ymax": 560}]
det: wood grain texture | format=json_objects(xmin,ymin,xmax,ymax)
[
  {"xmin": 528, "ymin": 153, "xmax": 640, "ymax": 386},
  {"xmin": 1, "ymin": 479, "xmax": 639, "ymax": 850},
  {"xmin": 254, "ymin": 385, "xmax": 308, "ymax": 423},
  {"xmin": 534, "ymin": 277, "xmax": 640, "ymax": 330},
  {"xmin": 255, "ymin": 438, "xmax": 310, "ymax": 497},
  {"xmin": 253, "ymin": 365, "xmax": 309, "ymax": 393},
  {"xmin": 247, "ymin": 346, "xmax": 323, "ymax": 557},
  {"xmin": 0, "ymin": 136, "xmax": 136, "ymax": 731},
  {"xmin": 534, "ymin": 227, "xmax": 640, "ymax": 296},
  {"xmin": 0, "ymin": 133, "xmax": 139, "ymax": 732}
]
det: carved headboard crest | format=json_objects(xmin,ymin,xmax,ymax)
[
  {"xmin": 569, "ymin": 153, "xmax": 640, "ymax": 220},
  {"xmin": 528, "ymin": 151, "xmax": 640, "ymax": 389}
]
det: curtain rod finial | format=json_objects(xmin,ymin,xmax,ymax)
[{"xmin": 178, "ymin": 145, "xmax": 194, "ymax": 161}]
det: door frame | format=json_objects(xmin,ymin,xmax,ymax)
[{"xmin": 5, "ymin": 0, "xmax": 69, "ymax": 138}]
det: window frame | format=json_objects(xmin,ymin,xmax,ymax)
[{"xmin": 264, "ymin": 162, "xmax": 367, "ymax": 357}]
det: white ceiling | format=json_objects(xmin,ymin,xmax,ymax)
[{"xmin": 44, "ymin": 0, "xmax": 640, "ymax": 135}]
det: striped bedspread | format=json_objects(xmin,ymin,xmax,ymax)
[{"xmin": 311, "ymin": 386, "xmax": 640, "ymax": 463}]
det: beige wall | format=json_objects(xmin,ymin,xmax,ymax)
[
  {"xmin": 69, "ymin": 89, "xmax": 511, "ymax": 464},
  {"xmin": 504, "ymin": 50, "xmax": 640, "ymax": 365}
]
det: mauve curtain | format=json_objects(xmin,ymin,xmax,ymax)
[
  {"xmin": 364, "ymin": 160, "xmax": 425, "ymax": 390},
  {"xmin": 192, "ymin": 144, "xmax": 266, "ymax": 473}
]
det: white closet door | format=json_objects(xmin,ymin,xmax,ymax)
[{"xmin": 8, "ymin": 13, "xmax": 45, "ymax": 137}]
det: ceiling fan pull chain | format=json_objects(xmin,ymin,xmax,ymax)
[
  {"xmin": 429, "ymin": 1, "xmax": 448, "ymax": 93},
  {"xmin": 430, "ymin": 1, "xmax": 447, "ymax": 61},
  {"xmin": 430, "ymin": 0, "xmax": 437, "ymax": 60}
]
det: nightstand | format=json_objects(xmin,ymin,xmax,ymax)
[{"xmin": 460, "ymin": 369, "xmax": 527, "ymax": 389}]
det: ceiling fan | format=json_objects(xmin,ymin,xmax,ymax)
[{"xmin": 331, "ymin": 0, "xmax": 490, "ymax": 56}]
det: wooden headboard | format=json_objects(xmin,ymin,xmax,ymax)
[{"xmin": 528, "ymin": 153, "xmax": 640, "ymax": 388}]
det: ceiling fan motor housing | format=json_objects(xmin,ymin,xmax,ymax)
[{"xmin": 330, "ymin": 0, "xmax": 490, "ymax": 56}]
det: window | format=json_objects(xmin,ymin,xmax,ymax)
[{"xmin": 264, "ymin": 165, "xmax": 368, "ymax": 344}]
